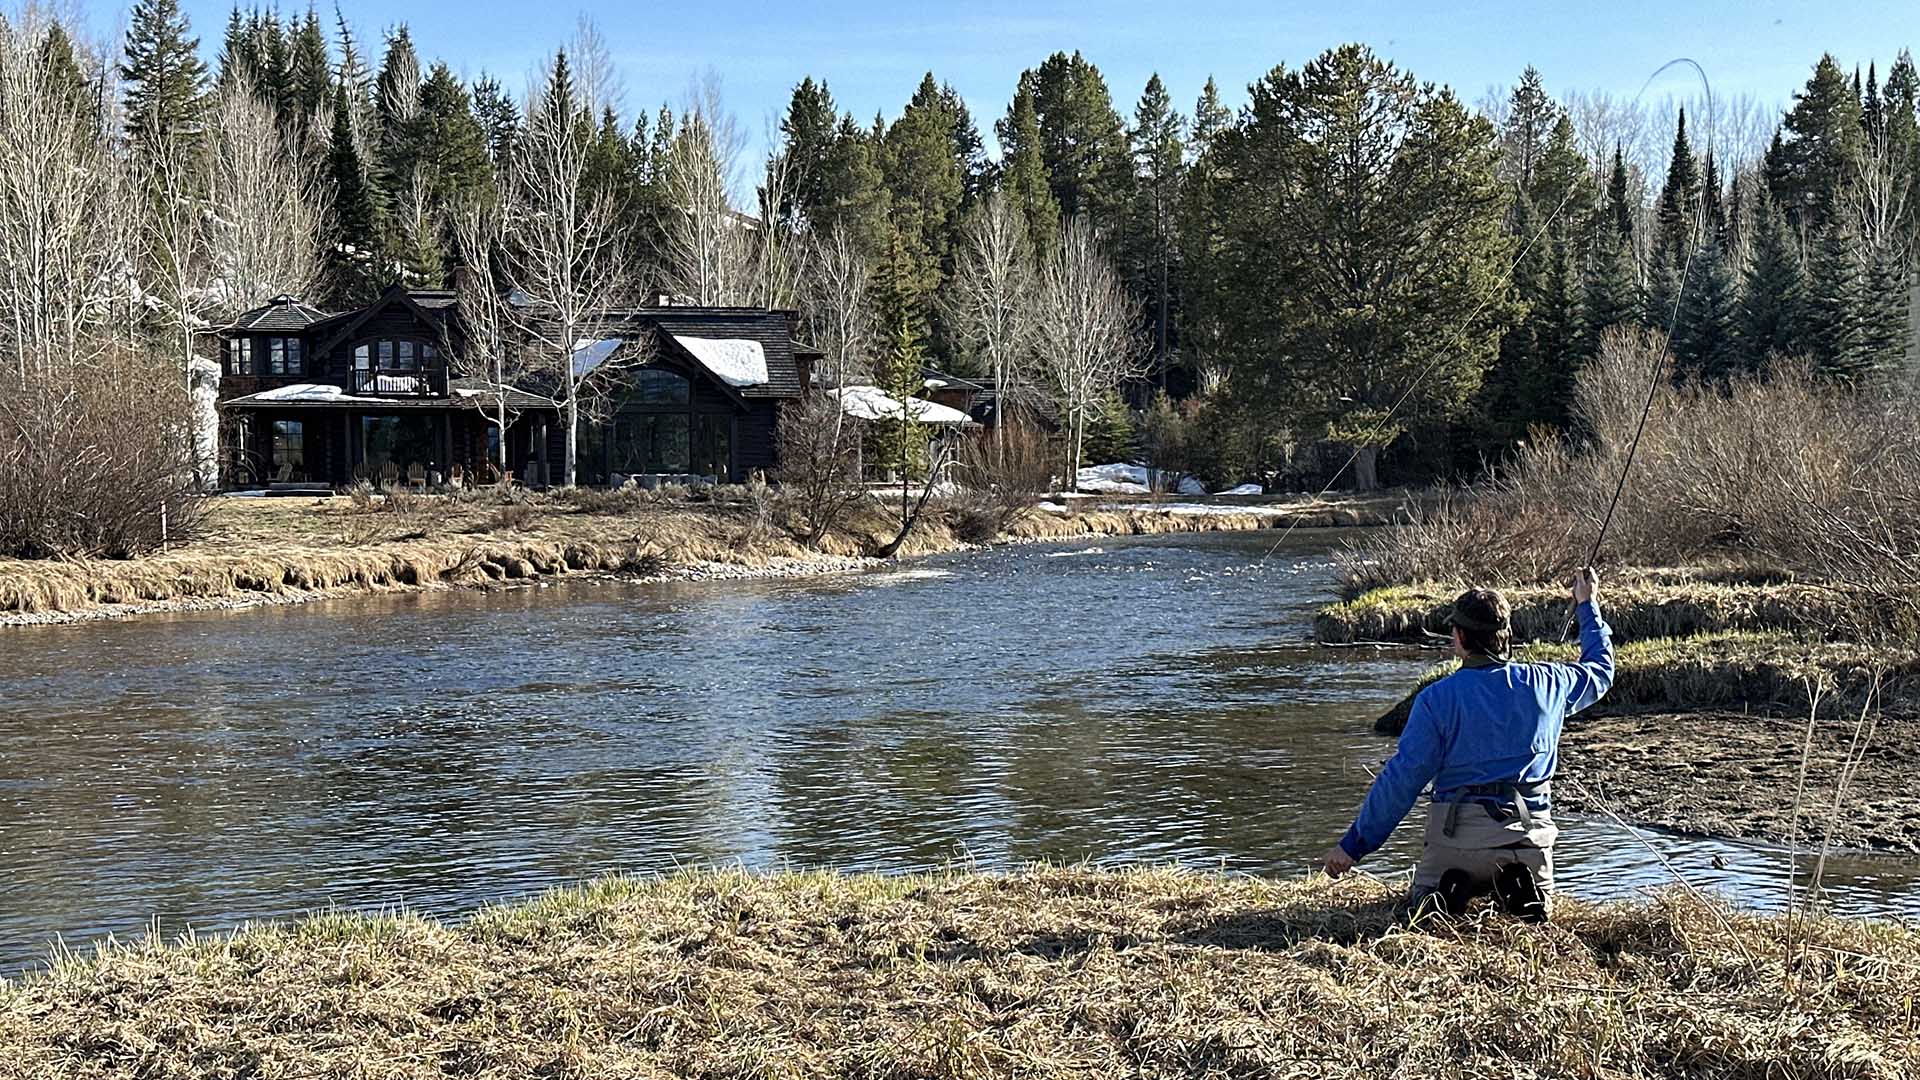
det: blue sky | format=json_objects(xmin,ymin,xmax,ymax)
[{"xmin": 129, "ymin": 0, "xmax": 1920, "ymax": 160}]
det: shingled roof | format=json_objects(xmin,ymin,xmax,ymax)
[{"xmin": 225, "ymin": 295, "xmax": 333, "ymax": 333}]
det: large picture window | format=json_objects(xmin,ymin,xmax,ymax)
[
  {"xmin": 270, "ymin": 419, "xmax": 304, "ymax": 474},
  {"xmin": 360, "ymin": 415, "xmax": 438, "ymax": 474},
  {"xmin": 588, "ymin": 367, "xmax": 733, "ymax": 481}
]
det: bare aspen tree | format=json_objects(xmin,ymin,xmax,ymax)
[
  {"xmin": 503, "ymin": 50, "xmax": 634, "ymax": 486},
  {"xmin": 449, "ymin": 198, "xmax": 525, "ymax": 474},
  {"xmin": 663, "ymin": 108, "xmax": 753, "ymax": 305},
  {"xmin": 207, "ymin": 80, "xmax": 325, "ymax": 306},
  {"xmin": 1035, "ymin": 216, "xmax": 1145, "ymax": 490},
  {"xmin": 777, "ymin": 224, "xmax": 872, "ymax": 546},
  {"xmin": 749, "ymin": 153, "xmax": 802, "ymax": 309},
  {"xmin": 0, "ymin": 19, "xmax": 133, "ymax": 378},
  {"xmin": 947, "ymin": 193, "xmax": 1038, "ymax": 459},
  {"xmin": 803, "ymin": 225, "xmax": 875, "ymax": 387},
  {"xmin": 136, "ymin": 96, "xmax": 221, "ymax": 488}
]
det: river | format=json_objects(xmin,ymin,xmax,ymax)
[{"xmin": 2, "ymin": 530, "xmax": 1915, "ymax": 970}]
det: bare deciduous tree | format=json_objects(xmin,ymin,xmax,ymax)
[
  {"xmin": 1035, "ymin": 216, "xmax": 1145, "ymax": 490},
  {"xmin": 662, "ymin": 108, "xmax": 753, "ymax": 305},
  {"xmin": 206, "ymin": 81, "xmax": 326, "ymax": 308},
  {"xmin": 449, "ymin": 198, "xmax": 527, "ymax": 476},
  {"xmin": 946, "ymin": 193, "xmax": 1038, "ymax": 459},
  {"xmin": 502, "ymin": 51, "xmax": 635, "ymax": 487}
]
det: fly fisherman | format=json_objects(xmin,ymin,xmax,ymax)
[{"xmin": 1320, "ymin": 569, "xmax": 1613, "ymax": 920}]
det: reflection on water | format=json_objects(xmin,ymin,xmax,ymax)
[{"xmin": 0, "ymin": 531, "xmax": 1914, "ymax": 970}]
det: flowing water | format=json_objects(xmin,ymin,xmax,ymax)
[{"xmin": 2, "ymin": 530, "xmax": 1916, "ymax": 970}]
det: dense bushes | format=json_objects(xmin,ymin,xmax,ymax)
[
  {"xmin": 0, "ymin": 348, "xmax": 203, "ymax": 558},
  {"xmin": 1342, "ymin": 328, "xmax": 1920, "ymax": 637}
]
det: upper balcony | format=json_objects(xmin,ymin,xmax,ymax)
[{"xmin": 351, "ymin": 338, "xmax": 449, "ymax": 398}]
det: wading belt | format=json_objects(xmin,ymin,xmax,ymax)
[{"xmin": 1441, "ymin": 779, "xmax": 1551, "ymax": 838}]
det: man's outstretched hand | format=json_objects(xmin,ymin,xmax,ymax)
[
  {"xmin": 1322, "ymin": 845, "xmax": 1355, "ymax": 878},
  {"xmin": 1571, "ymin": 566, "xmax": 1599, "ymax": 605}
]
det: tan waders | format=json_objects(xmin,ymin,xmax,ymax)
[{"xmin": 1408, "ymin": 785, "xmax": 1556, "ymax": 920}]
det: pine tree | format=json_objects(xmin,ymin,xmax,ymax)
[
  {"xmin": 1803, "ymin": 219, "xmax": 1870, "ymax": 381},
  {"xmin": 215, "ymin": 6, "xmax": 252, "ymax": 90},
  {"xmin": 942, "ymin": 84, "xmax": 988, "ymax": 206},
  {"xmin": 884, "ymin": 73, "xmax": 970, "ymax": 363},
  {"xmin": 1499, "ymin": 66, "xmax": 1556, "ymax": 188},
  {"xmin": 285, "ymin": 7, "xmax": 331, "ymax": 132},
  {"xmin": 996, "ymin": 80, "xmax": 1060, "ymax": 259},
  {"xmin": 1674, "ymin": 233, "xmax": 1739, "ymax": 381},
  {"xmin": 1645, "ymin": 109, "xmax": 1701, "ymax": 329},
  {"xmin": 1773, "ymin": 54, "xmax": 1865, "ymax": 234},
  {"xmin": 121, "ymin": 0, "xmax": 209, "ymax": 149},
  {"xmin": 1580, "ymin": 228, "xmax": 1642, "ymax": 362},
  {"xmin": 413, "ymin": 62, "xmax": 497, "ymax": 257},
  {"xmin": 776, "ymin": 77, "xmax": 839, "ymax": 229},
  {"xmin": 39, "ymin": 24, "xmax": 94, "ymax": 119},
  {"xmin": 817, "ymin": 113, "xmax": 890, "ymax": 256},
  {"xmin": 1129, "ymin": 73, "xmax": 1185, "ymax": 376},
  {"xmin": 325, "ymin": 79, "xmax": 382, "ymax": 302},
  {"xmin": 1861, "ymin": 239, "xmax": 1909, "ymax": 376},
  {"xmin": 1738, "ymin": 191, "xmax": 1806, "ymax": 371},
  {"xmin": 1606, "ymin": 144, "xmax": 1634, "ymax": 241},
  {"xmin": 872, "ymin": 228, "xmax": 931, "ymax": 509},
  {"xmin": 471, "ymin": 75, "xmax": 519, "ymax": 174},
  {"xmin": 1019, "ymin": 51, "xmax": 1134, "ymax": 225}
]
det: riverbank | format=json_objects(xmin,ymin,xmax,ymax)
[
  {"xmin": 3, "ymin": 866, "xmax": 1913, "ymax": 1079},
  {"xmin": 0, "ymin": 487, "xmax": 1400, "ymax": 628},
  {"xmin": 1330, "ymin": 571, "xmax": 1920, "ymax": 854}
]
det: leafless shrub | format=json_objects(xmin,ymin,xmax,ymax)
[
  {"xmin": 776, "ymin": 390, "xmax": 864, "ymax": 549},
  {"xmin": 0, "ymin": 345, "xmax": 204, "ymax": 558},
  {"xmin": 489, "ymin": 502, "xmax": 537, "ymax": 533},
  {"xmin": 950, "ymin": 422, "xmax": 1054, "ymax": 542}
]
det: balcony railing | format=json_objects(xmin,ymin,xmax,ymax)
[{"xmin": 352, "ymin": 369, "xmax": 448, "ymax": 397}]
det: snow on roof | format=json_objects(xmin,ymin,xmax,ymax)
[
  {"xmin": 572, "ymin": 337, "xmax": 625, "ymax": 376},
  {"xmin": 673, "ymin": 335, "xmax": 769, "ymax": 388},
  {"xmin": 234, "ymin": 382, "xmax": 356, "ymax": 404},
  {"xmin": 831, "ymin": 385, "xmax": 975, "ymax": 425}
]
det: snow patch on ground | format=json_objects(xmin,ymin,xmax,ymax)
[
  {"xmin": 1075, "ymin": 462, "xmax": 1206, "ymax": 495},
  {"xmin": 1215, "ymin": 483, "xmax": 1265, "ymax": 497},
  {"xmin": 674, "ymin": 335, "xmax": 769, "ymax": 388},
  {"xmin": 1099, "ymin": 501, "xmax": 1294, "ymax": 517}
]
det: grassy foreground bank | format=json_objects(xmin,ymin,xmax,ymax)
[
  {"xmin": 0, "ymin": 488, "xmax": 1397, "ymax": 626},
  {"xmin": 4, "ymin": 866, "xmax": 1916, "ymax": 1079}
]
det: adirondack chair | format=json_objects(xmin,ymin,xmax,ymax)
[
  {"xmin": 448, "ymin": 463, "xmax": 465, "ymax": 489},
  {"xmin": 379, "ymin": 461, "xmax": 400, "ymax": 489},
  {"xmin": 406, "ymin": 462, "xmax": 427, "ymax": 490},
  {"xmin": 273, "ymin": 462, "xmax": 292, "ymax": 484}
]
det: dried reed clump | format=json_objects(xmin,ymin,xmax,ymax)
[
  {"xmin": 2, "ymin": 866, "xmax": 1914, "ymax": 1079},
  {"xmin": 949, "ymin": 422, "xmax": 1055, "ymax": 542}
]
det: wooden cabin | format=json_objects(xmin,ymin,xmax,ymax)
[{"xmin": 213, "ymin": 287, "xmax": 811, "ymax": 489}]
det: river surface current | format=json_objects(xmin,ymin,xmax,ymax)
[{"xmin": 2, "ymin": 530, "xmax": 1916, "ymax": 969}]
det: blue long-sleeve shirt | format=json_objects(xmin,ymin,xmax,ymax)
[{"xmin": 1338, "ymin": 599, "xmax": 1614, "ymax": 862}]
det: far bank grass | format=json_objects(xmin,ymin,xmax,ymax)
[
  {"xmin": 1370, "ymin": 630, "xmax": 1920, "ymax": 734},
  {"xmin": 3, "ymin": 866, "xmax": 1915, "ymax": 1079},
  {"xmin": 0, "ymin": 489, "xmax": 1393, "ymax": 622},
  {"xmin": 1315, "ymin": 573, "xmax": 1873, "ymax": 646}
]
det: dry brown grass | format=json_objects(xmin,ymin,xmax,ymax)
[{"xmin": 2, "ymin": 866, "xmax": 1914, "ymax": 1079}]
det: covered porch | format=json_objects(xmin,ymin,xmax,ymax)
[{"xmin": 219, "ymin": 383, "xmax": 557, "ymax": 489}]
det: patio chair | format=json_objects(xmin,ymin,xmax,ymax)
[
  {"xmin": 379, "ymin": 461, "xmax": 400, "ymax": 488},
  {"xmin": 274, "ymin": 462, "xmax": 292, "ymax": 484},
  {"xmin": 407, "ymin": 462, "xmax": 427, "ymax": 490},
  {"xmin": 448, "ymin": 463, "xmax": 465, "ymax": 489}
]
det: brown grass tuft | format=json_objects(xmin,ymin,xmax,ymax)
[{"xmin": 1, "ymin": 866, "xmax": 1914, "ymax": 1079}]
